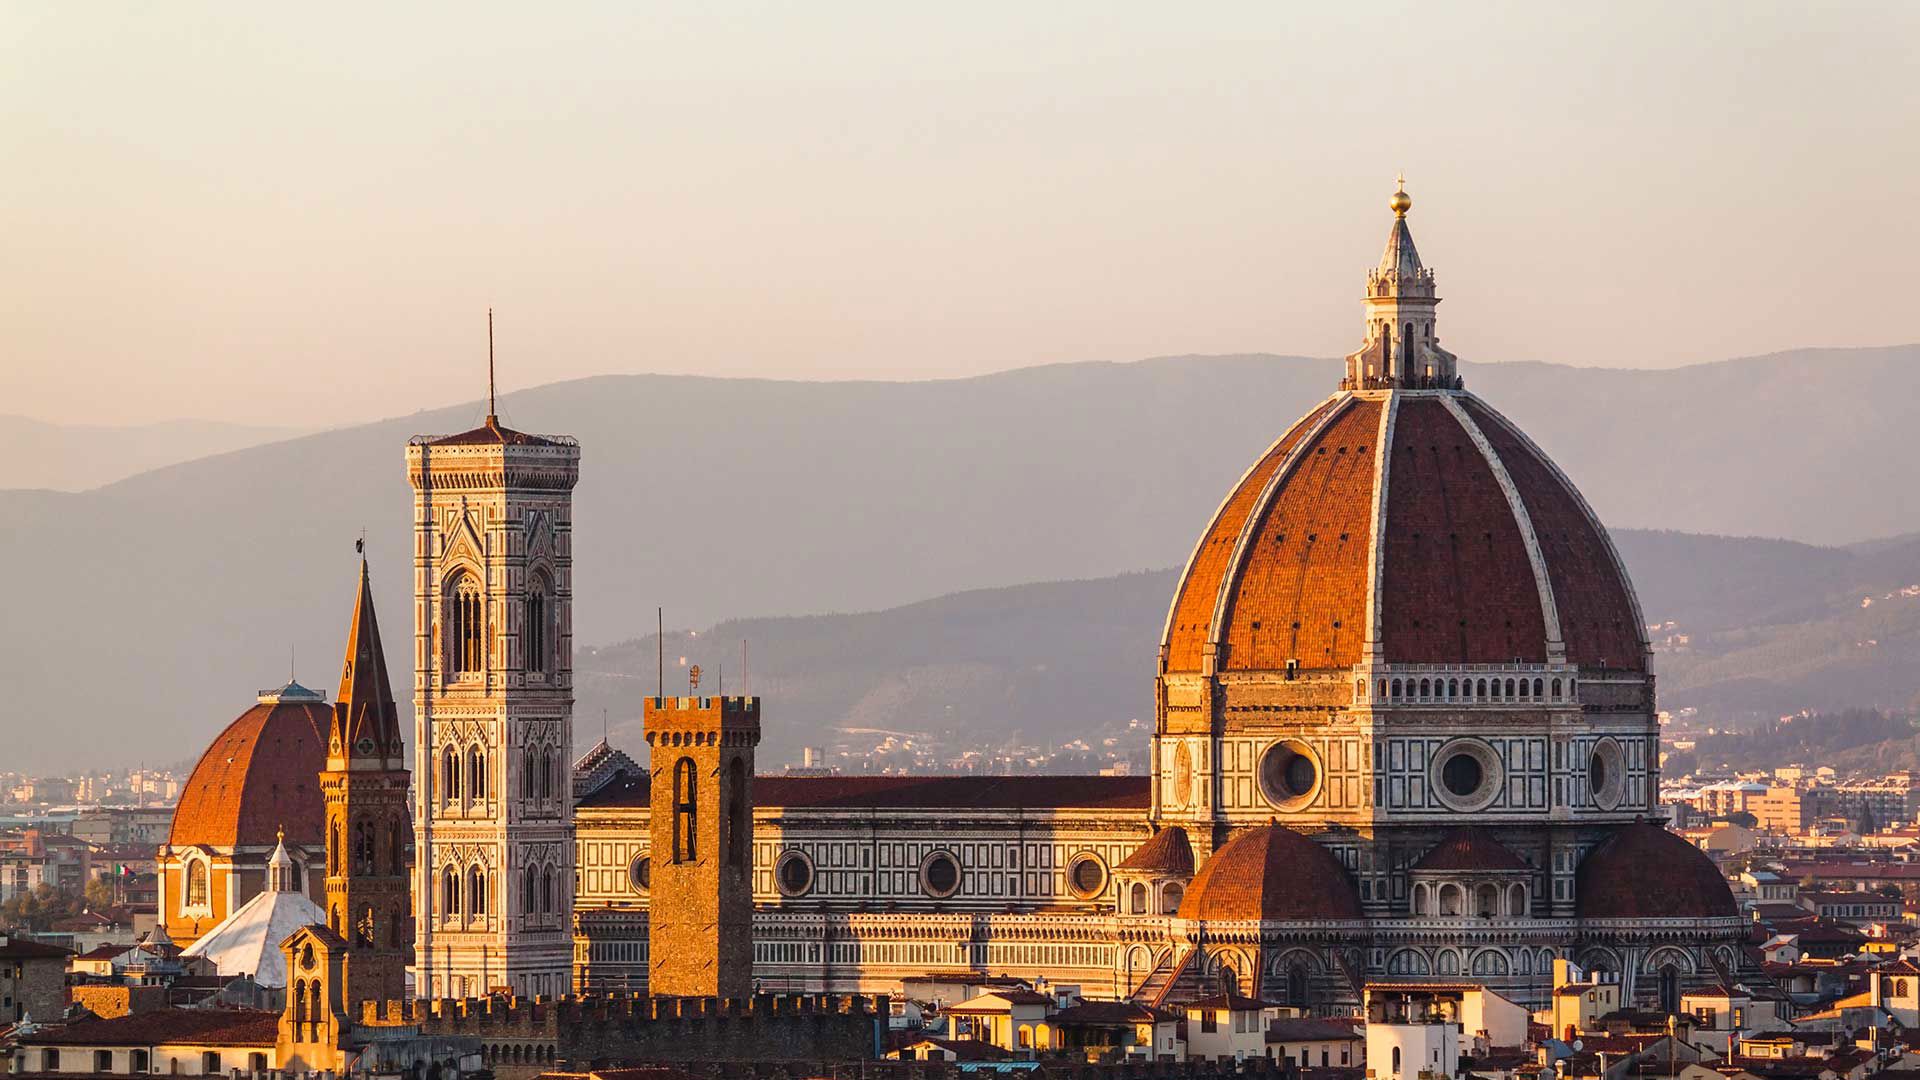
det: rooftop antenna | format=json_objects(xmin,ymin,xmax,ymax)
[
  {"xmin": 657, "ymin": 607, "xmax": 664, "ymax": 702},
  {"xmin": 486, "ymin": 309, "xmax": 498, "ymax": 424},
  {"xmin": 742, "ymin": 638, "xmax": 750, "ymax": 697}
]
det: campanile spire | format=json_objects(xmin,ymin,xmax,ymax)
[{"xmin": 1342, "ymin": 178, "xmax": 1459, "ymax": 391}]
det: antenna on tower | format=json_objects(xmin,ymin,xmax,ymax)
[
  {"xmin": 657, "ymin": 607, "xmax": 664, "ymax": 702},
  {"xmin": 486, "ymin": 309, "xmax": 497, "ymax": 423},
  {"xmin": 742, "ymin": 638, "xmax": 750, "ymax": 697}
]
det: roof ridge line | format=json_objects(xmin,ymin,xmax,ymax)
[
  {"xmin": 1439, "ymin": 393, "xmax": 1566, "ymax": 663},
  {"xmin": 1360, "ymin": 392, "xmax": 1401, "ymax": 663},
  {"xmin": 1204, "ymin": 394, "xmax": 1355, "ymax": 674}
]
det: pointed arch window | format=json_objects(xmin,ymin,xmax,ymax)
[
  {"xmin": 352, "ymin": 818, "xmax": 374, "ymax": 874},
  {"xmin": 539, "ymin": 748, "xmax": 554, "ymax": 801},
  {"xmin": 468, "ymin": 866, "xmax": 487, "ymax": 917},
  {"xmin": 526, "ymin": 573, "xmax": 551, "ymax": 676},
  {"xmin": 523, "ymin": 866, "xmax": 537, "ymax": 916},
  {"xmin": 523, "ymin": 747, "xmax": 538, "ymax": 800},
  {"xmin": 389, "ymin": 817, "xmax": 406, "ymax": 877},
  {"xmin": 672, "ymin": 757, "xmax": 698, "ymax": 863},
  {"xmin": 542, "ymin": 867, "xmax": 555, "ymax": 913},
  {"xmin": 442, "ymin": 867, "xmax": 461, "ymax": 917},
  {"xmin": 447, "ymin": 573, "xmax": 484, "ymax": 676},
  {"xmin": 468, "ymin": 746, "xmax": 486, "ymax": 802},
  {"xmin": 442, "ymin": 748, "xmax": 461, "ymax": 802}
]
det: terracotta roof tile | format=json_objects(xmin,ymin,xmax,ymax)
[
  {"xmin": 19, "ymin": 1008, "xmax": 278, "ymax": 1047},
  {"xmin": 1177, "ymin": 825, "xmax": 1362, "ymax": 922},
  {"xmin": 577, "ymin": 772, "xmax": 1148, "ymax": 812},
  {"xmin": 1413, "ymin": 827, "xmax": 1531, "ymax": 873},
  {"xmin": 169, "ymin": 700, "xmax": 329, "ymax": 848},
  {"xmin": 1165, "ymin": 398, "xmax": 1341, "ymax": 672},
  {"xmin": 1117, "ymin": 827, "xmax": 1195, "ymax": 875},
  {"xmin": 1576, "ymin": 824, "xmax": 1737, "ymax": 919}
]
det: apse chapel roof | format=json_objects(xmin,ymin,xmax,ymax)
[
  {"xmin": 1174, "ymin": 825, "xmax": 1363, "ymax": 922},
  {"xmin": 1576, "ymin": 823, "xmax": 1739, "ymax": 920}
]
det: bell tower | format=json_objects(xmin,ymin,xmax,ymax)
[
  {"xmin": 643, "ymin": 695, "xmax": 759, "ymax": 999},
  {"xmin": 320, "ymin": 553, "xmax": 411, "ymax": 1009},
  {"xmin": 408, "ymin": 398, "xmax": 581, "ymax": 1000}
]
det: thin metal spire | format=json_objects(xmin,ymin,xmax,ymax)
[{"xmin": 487, "ymin": 309, "xmax": 497, "ymax": 423}]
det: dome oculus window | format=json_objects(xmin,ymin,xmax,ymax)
[
  {"xmin": 1430, "ymin": 739, "xmax": 1502, "ymax": 812},
  {"xmin": 1258, "ymin": 740, "xmax": 1322, "ymax": 810},
  {"xmin": 627, "ymin": 855, "xmax": 650, "ymax": 893},
  {"xmin": 1067, "ymin": 854, "xmax": 1107, "ymax": 899},
  {"xmin": 1588, "ymin": 738, "xmax": 1626, "ymax": 811},
  {"xmin": 775, "ymin": 850, "xmax": 815, "ymax": 898},
  {"xmin": 920, "ymin": 851, "xmax": 962, "ymax": 899}
]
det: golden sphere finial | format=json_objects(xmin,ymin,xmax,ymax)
[{"xmin": 1389, "ymin": 173, "xmax": 1411, "ymax": 217}]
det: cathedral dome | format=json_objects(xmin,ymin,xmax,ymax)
[
  {"xmin": 1575, "ymin": 823, "xmax": 1737, "ymax": 920},
  {"xmin": 1176, "ymin": 825, "xmax": 1362, "ymax": 922},
  {"xmin": 169, "ymin": 682, "xmax": 330, "ymax": 849},
  {"xmin": 1161, "ymin": 184, "xmax": 1646, "ymax": 681}
]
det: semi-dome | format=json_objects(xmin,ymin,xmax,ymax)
[
  {"xmin": 169, "ymin": 682, "xmax": 330, "ymax": 848},
  {"xmin": 1176, "ymin": 825, "xmax": 1362, "ymax": 922},
  {"xmin": 1575, "ymin": 824, "xmax": 1738, "ymax": 920},
  {"xmin": 1161, "ymin": 187, "xmax": 1645, "ymax": 679}
]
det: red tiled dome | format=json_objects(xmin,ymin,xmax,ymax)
[
  {"xmin": 1575, "ymin": 824, "xmax": 1738, "ymax": 920},
  {"xmin": 169, "ymin": 691, "xmax": 330, "ymax": 848},
  {"xmin": 1176, "ymin": 825, "xmax": 1362, "ymax": 922},
  {"xmin": 1161, "ymin": 392, "xmax": 1645, "ymax": 674}
]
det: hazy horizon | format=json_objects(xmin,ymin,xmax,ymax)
[{"xmin": 7, "ymin": 3, "xmax": 1919, "ymax": 428}]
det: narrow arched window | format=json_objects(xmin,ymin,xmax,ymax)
[
  {"xmin": 1505, "ymin": 677, "xmax": 1517, "ymax": 698},
  {"xmin": 389, "ymin": 817, "xmax": 405, "ymax": 877},
  {"xmin": 468, "ymin": 746, "xmax": 486, "ymax": 801},
  {"xmin": 523, "ymin": 867, "xmax": 537, "ymax": 915},
  {"xmin": 1534, "ymin": 678, "xmax": 1545, "ymax": 698},
  {"xmin": 443, "ymin": 867, "xmax": 461, "ymax": 916},
  {"xmin": 443, "ymin": 748, "xmax": 461, "ymax": 801},
  {"xmin": 540, "ymin": 748, "xmax": 554, "ymax": 801},
  {"xmin": 523, "ymin": 747, "xmax": 538, "ymax": 800},
  {"xmin": 352, "ymin": 818, "xmax": 374, "ymax": 874},
  {"xmin": 329, "ymin": 821, "xmax": 341, "ymax": 870},
  {"xmin": 542, "ymin": 867, "xmax": 555, "ymax": 913},
  {"xmin": 447, "ymin": 573, "xmax": 484, "ymax": 676},
  {"xmin": 1551, "ymin": 678, "xmax": 1563, "ymax": 700},
  {"xmin": 526, "ymin": 574, "xmax": 550, "ymax": 675},
  {"xmin": 469, "ymin": 866, "xmax": 487, "ymax": 916},
  {"xmin": 672, "ymin": 757, "xmax": 698, "ymax": 863},
  {"xmin": 185, "ymin": 859, "xmax": 209, "ymax": 908}
]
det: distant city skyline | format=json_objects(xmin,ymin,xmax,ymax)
[{"xmin": 5, "ymin": 3, "xmax": 1918, "ymax": 427}]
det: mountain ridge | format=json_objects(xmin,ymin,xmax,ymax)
[{"xmin": 5, "ymin": 345, "xmax": 1918, "ymax": 770}]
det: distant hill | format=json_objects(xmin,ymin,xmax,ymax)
[
  {"xmin": 5, "ymin": 345, "xmax": 1920, "ymax": 770},
  {"xmin": 0, "ymin": 414, "xmax": 303, "ymax": 491},
  {"xmin": 570, "ymin": 530, "xmax": 1920, "ymax": 768}
]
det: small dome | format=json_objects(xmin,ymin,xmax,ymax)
[
  {"xmin": 1576, "ymin": 824, "xmax": 1737, "ymax": 920},
  {"xmin": 1412, "ymin": 827, "xmax": 1530, "ymax": 873},
  {"xmin": 170, "ymin": 698, "xmax": 330, "ymax": 848},
  {"xmin": 1177, "ymin": 825, "xmax": 1362, "ymax": 922},
  {"xmin": 1118, "ymin": 827, "xmax": 1195, "ymax": 876}
]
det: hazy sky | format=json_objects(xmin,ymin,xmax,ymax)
[{"xmin": 5, "ymin": 3, "xmax": 1917, "ymax": 427}]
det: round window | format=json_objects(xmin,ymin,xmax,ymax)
[
  {"xmin": 1442, "ymin": 754, "xmax": 1483, "ymax": 798},
  {"xmin": 920, "ymin": 851, "xmax": 962, "ymax": 898},
  {"xmin": 1430, "ymin": 739, "xmax": 1502, "ymax": 812},
  {"xmin": 775, "ymin": 850, "xmax": 814, "ymax": 898},
  {"xmin": 1589, "ymin": 738, "xmax": 1626, "ymax": 811},
  {"xmin": 1068, "ymin": 855, "xmax": 1107, "ymax": 899},
  {"xmin": 1173, "ymin": 743, "xmax": 1194, "ymax": 807},
  {"xmin": 628, "ymin": 855, "xmax": 650, "ymax": 893},
  {"xmin": 1258, "ymin": 740, "xmax": 1321, "ymax": 809}
]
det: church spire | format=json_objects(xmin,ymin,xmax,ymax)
[
  {"xmin": 333, "ymin": 549, "xmax": 400, "ymax": 764},
  {"xmin": 1342, "ymin": 177, "xmax": 1459, "ymax": 391}
]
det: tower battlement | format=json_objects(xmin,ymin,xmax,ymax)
[
  {"xmin": 357, "ymin": 993, "xmax": 885, "ymax": 1067},
  {"xmin": 644, "ymin": 696, "xmax": 762, "ymax": 743}
]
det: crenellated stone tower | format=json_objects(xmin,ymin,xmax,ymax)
[
  {"xmin": 409, "ymin": 409, "xmax": 581, "ymax": 999},
  {"xmin": 643, "ymin": 695, "xmax": 760, "ymax": 999},
  {"xmin": 321, "ymin": 555, "xmax": 412, "ymax": 1008}
]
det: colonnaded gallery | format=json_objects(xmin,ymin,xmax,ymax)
[{"xmin": 157, "ymin": 183, "xmax": 1741, "ymax": 1014}]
